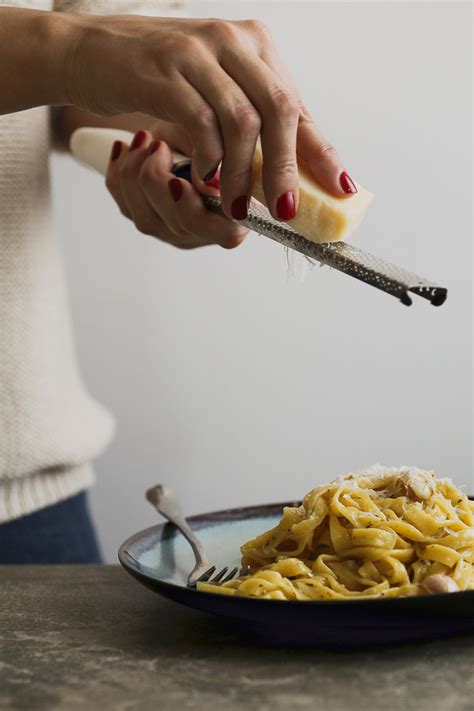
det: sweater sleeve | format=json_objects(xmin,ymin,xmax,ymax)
[{"xmin": 53, "ymin": 1, "xmax": 185, "ymax": 17}]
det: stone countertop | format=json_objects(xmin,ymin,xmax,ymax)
[{"xmin": 1, "ymin": 566, "xmax": 473, "ymax": 711}]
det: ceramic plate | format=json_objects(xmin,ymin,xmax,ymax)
[{"xmin": 118, "ymin": 501, "xmax": 474, "ymax": 648}]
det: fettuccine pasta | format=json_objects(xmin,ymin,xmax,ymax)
[{"xmin": 198, "ymin": 465, "xmax": 474, "ymax": 600}]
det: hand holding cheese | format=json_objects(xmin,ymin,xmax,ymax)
[
  {"xmin": 0, "ymin": 7, "xmax": 362, "ymax": 244},
  {"xmin": 251, "ymin": 142, "xmax": 374, "ymax": 243}
]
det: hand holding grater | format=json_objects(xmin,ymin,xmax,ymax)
[{"xmin": 70, "ymin": 128, "xmax": 447, "ymax": 308}]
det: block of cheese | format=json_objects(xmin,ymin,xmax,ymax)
[{"xmin": 250, "ymin": 143, "xmax": 374, "ymax": 243}]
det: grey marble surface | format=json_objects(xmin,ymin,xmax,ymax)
[{"xmin": 1, "ymin": 566, "xmax": 473, "ymax": 711}]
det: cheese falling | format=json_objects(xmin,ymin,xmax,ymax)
[{"xmin": 250, "ymin": 143, "xmax": 374, "ymax": 244}]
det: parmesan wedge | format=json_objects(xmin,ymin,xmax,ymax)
[{"xmin": 250, "ymin": 142, "xmax": 374, "ymax": 243}]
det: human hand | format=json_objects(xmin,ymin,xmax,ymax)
[
  {"xmin": 66, "ymin": 15, "xmax": 357, "ymax": 224},
  {"xmin": 105, "ymin": 124, "xmax": 248, "ymax": 250}
]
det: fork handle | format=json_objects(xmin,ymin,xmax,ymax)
[{"xmin": 146, "ymin": 485, "xmax": 210, "ymax": 571}]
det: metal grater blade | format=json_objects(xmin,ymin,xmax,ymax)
[
  {"xmin": 171, "ymin": 160, "xmax": 447, "ymax": 307},
  {"xmin": 204, "ymin": 197, "xmax": 447, "ymax": 307}
]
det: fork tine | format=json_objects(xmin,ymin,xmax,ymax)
[
  {"xmin": 210, "ymin": 567, "xmax": 228, "ymax": 584},
  {"xmin": 221, "ymin": 566, "xmax": 239, "ymax": 583},
  {"xmin": 195, "ymin": 565, "xmax": 216, "ymax": 584}
]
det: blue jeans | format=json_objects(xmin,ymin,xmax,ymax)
[{"xmin": 0, "ymin": 492, "xmax": 102, "ymax": 564}]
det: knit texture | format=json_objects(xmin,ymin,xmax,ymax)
[{"xmin": 0, "ymin": 0, "xmax": 184, "ymax": 523}]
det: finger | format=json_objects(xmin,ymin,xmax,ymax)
[
  {"xmin": 184, "ymin": 60, "xmax": 261, "ymax": 221},
  {"xmin": 137, "ymin": 138, "xmax": 186, "ymax": 237},
  {"xmin": 107, "ymin": 133, "xmax": 197, "ymax": 247},
  {"xmin": 150, "ymin": 120, "xmax": 194, "ymax": 157},
  {"xmin": 147, "ymin": 118, "xmax": 222, "ymax": 198},
  {"xmin": 118, "ymin": 128, "xmax": 180, "ymax": 237},
  {"xmin": 296, "ymin": 116, "xmax": 357, "ymax": 197},
  {"xmin": 190, "ymin": 161, "xmax": 221, "ymax": 197},
  {"xmin": 105, "ymin": 134, "xmax": 189, "ymax": 245},
  {"xmin": 118, "ymin": 129, "xmax": 192, "ymax": 243},
  {"xmin": 260, "ymin": 46, "xmax": 357, "ymax": 198},
  {"xmin": 117, "ymin": 130, "xmax": 175, "ymax": 239},
  {"xmin": 170, "ymin": 176, "xmax": 249, "ymax": 249},
  {"xmin": 105, "ymin": 140, "xmax": 132, "ymax": 219},
  {"xmin": 218, "ymin": 52, "xmax": 300, "ymax": 221},
  {"xmin": 140, "ymin": 141, "xmax": 248, "ymax": 249},
  {"xmin": 158, "ymin": 72, "xmax": 225, "ymax": 183}
]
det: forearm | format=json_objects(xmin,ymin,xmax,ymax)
[{"xmin": 0, "ymin": 8, "xmax": 76, "ymax": 114}]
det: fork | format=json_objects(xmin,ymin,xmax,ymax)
[{"xmin": 146, "ymin": 485, "xmax": 239, "ymax": 588}]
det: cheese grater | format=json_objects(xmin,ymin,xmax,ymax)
[{"xmin": 71, "ymin": 128, "xmax": 447, "ymax": 307}]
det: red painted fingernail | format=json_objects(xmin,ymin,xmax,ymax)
[
  {"xmin": 231, "ymin": 195, "xmax": 248, "ymax": 220},
  {"xmin": 130, "ymin": 130, "xmax": 147, "ymax": 151},
  {"xmin": 168, "ymin": 178, "xmax": 183, "ymax": 202},
  {"xmin": 203, "ymin": 167, "xmax": 218, "ymax": 183},
  {"xmin": 110, "ymin": 141, "xmax": 122, "ymax": 161},
  {"xmin": 340, "ymin": 171, "xmax": 357, "ymax": 194},
  {"xmin": 147, "ymin": 140, "xmax": 161, "ymax": 155},
  {"xmin": 276, "ymin": 192, "xmax": 296, "ymax": 220},
  {"xmin": 205, "ymin": 170, "xmax": 220, "ymax": 190}
]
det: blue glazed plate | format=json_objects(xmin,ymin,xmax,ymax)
[{"xmin": 118, "ymin": 501, "xmax": 474, "ymax": 648}]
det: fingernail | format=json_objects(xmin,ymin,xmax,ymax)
[
  {"xmin": 147, "ymin": 140, "xmax": 161, "ymax": 156},
  {"xmin": 130, "ymin": 130, "xmax": 147, "ymax": 151},
  {"xmin": 168, "ymin": 178, "xmax": 183, "ymax": 202},
  {"xmin": 231, "ymin": 195, "xmax": 248, "ymax": 220},
  {"xmin": 203, "ymin": 166, "xmax": 218, "ymax": 183},
  {"xmin": 110, "ymin": 141, "xmax": 122, "ymax": 161},
  {"xmin": 205, "ymin": 170, "xmax": 220, "ymax": 190},
  {"xmin": 276, "ymin": 192, "xmax": 296, "ymax": 220},
  {"xmin": 340, "ymin": 171, "xmax": 357, "ymax": 194}
]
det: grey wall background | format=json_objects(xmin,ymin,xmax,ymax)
[{"xmin": 51, "ymin": 1, "xmax": 472, "ymax": 562}]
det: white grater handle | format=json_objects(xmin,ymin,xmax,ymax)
[{"xmin": 70, "ymin": 127, "xmax": 189, "ymax": 176}]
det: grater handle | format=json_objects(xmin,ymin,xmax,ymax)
[{"xmin": 70, "ymin": 127, "xmax": 190, "ymax": 176}]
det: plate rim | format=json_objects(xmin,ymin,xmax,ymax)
[{"xmin": 118, "ymin": 498, "xmax": 474, "ymax": 608}]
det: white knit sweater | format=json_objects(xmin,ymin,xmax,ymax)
[{"xmin": 0, "ymin": 0, "xmax": 183, "ymax": 522}]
